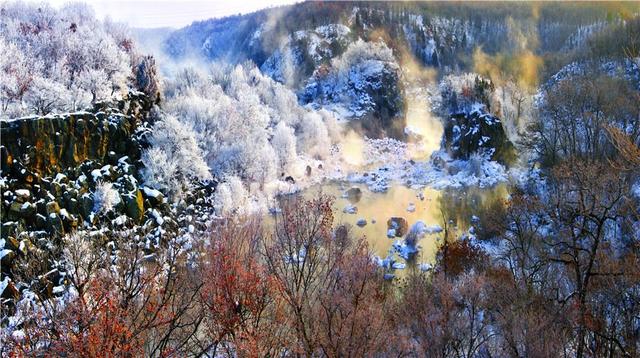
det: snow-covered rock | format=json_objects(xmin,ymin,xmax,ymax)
[
  {"xmin": 345, "ymin": 187, "xmax": 363, "ymax": 202},
  {"xmin": 386, "ymin": 217, "xmax": 409, "ymax": 237},
  {"xmin": 419, "ymin": 263, "xmax": 432, "ymax": 272},
  {"xmin": 343, "ymin": 204, "xmax": 358, "ymax": 214},
  {"xmin": 14, "ymin": 189, "xmax": 30, "ymax": 201},
  {"xmin": 442, "ymin": 110, "xmax": 515, "ymax": 165},
  {"xmin": 261, "ymin": 24, "xmax": 351, "ymax": 85},
  {"xmin": 300, "ymin": 39, "xmax": 403, "ymax": 122},
  {"xmin": 393, "ymin": 239, "xmax": 419, "ymax": 260}
]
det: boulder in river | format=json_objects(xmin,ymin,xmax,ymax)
[
  {"xmin": 345, "ymin": 187, "xmax": 362, "ymax": 203},
  {"xmin": 343, "ymin": 204, "xmax": 358, "ymax": 214},
  {"xmin": 386, "ymin": 217, "xmax": 408, "ymax": 237},
  {"xmin": 405, "ymin": 221, "xmax": 427, "ymax": 247}
]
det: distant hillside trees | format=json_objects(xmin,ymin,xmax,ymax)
[
  {"xmin": 0, "ymin": 2, "xmax": 159, "ymax": 118},
  {"xmin": 527, "ymin": 68, "xmax": 639, "ymax": 166}
]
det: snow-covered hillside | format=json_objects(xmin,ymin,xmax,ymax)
[{"xmin": 299, "ymin": 39, "xmax": 403, "ymax": 121}]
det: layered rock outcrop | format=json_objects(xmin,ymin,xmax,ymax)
[
  {"xmin": 1, "ymin": 92, "xmax": 153, "ymax": 176},
  {"xmin": 0, "ymin": 93, "xmax": 155, "ymax": 244}
]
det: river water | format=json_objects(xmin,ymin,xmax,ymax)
[
  {"xmin": 274, "ymin": 81, "xmax": 509, "ymax": 273},
  {"xmin": 295, "ymin": 180, "xmax": 509, "ymax": 271}
]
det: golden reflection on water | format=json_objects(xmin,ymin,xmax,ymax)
[
  {"xmin": 296, "ymin": 182, "xmax": 509, "ymax": 266},
  {"xmin": 303, "ymin": 184, "xmax": 442, "ymax": 263}
]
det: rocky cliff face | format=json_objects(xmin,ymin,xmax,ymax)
[
  {"xmin": 260, "ymin": 26, "xmax": 404, "ymax": 127},
  {"xmin": 260, "ymin": 24, "xmax": 352, "ymax": 86},
  {"xmin": 1, "ymin": 93, "xmax": 153, "ymax": 176},
  {"xmin": 0, "ymin": 93, "xmax": 154, "ymax": 246},
  {"xmin": 0, "ymin": 93, "xmax": 215, "ymax": 301},
  {"xmin": 299, "ymin": 55, "xmax": 404, "ymax": 125}
]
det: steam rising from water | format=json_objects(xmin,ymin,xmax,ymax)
[
  {"xmin": 400, "ymin": 48, "xmax": 444, "ymax": 160},
  {"xmin": 404, "ymin": 94, "xmax": 444, "ymax": 160},
  {"xmin": 472, "ymin": 15, "xmax": 543, "ymax": 89},
  {"xmin": 342, "ymin": 130, "xmax": 365, "ymax": 166}
]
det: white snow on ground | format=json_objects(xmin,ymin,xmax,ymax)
[
  {"xmin": 0, "ymin": 277, "xmax": 8, "ymax": 296},
  {"xmin": 324, "ymin": 138, "xmax": 510, "ymax": 193},
  {"xmin": 0, "ymin": 249, "xmax": 12, "ymax": 260},
  {"xmin": 142, "ymin": 186, "xmax": 163, "ymax": 200},
  {"xmin": 14, "ymin": 189, "xmax": 30, "ymax": 199}
]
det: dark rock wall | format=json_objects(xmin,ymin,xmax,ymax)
[
  {"xmin": 442, "ymin": 111, "xmax": 516, "ymax": 165},
  {"xmin": 1, "ymin": 92, "xmax": 153, "ymax": 176}
]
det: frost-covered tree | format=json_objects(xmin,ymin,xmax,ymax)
[
  {"xmin": 212, "ymin": 175, "xmax": 250, "ymax": 215},
  {"xmin": 77, "ymin": 69, "xmax": 110, "ymax": 104},
  {"xmin": 134, "ymin": 55, "xmax": 161, "ymax": 102},
  {"xmin": 299, "ymin": 112, "xmax": 331, "ymax": 159},
  {"xmin": 331, "ymin": 39, "xmax": 396, "ymax": 74},
  {"xmin": 437, "ymin": 73, "xmax": 498, "ymax": 115},
  {"xmin": 92, "ymin": 181, "xmax": 120, "ymax": 213},
  {"xmin": 0, "ymin": 1, "xmax": 156, "ymax": 118},
  {"xmin": 0, "ymin": 38, "xmax": 33, "ymax": 116},
  {"xmin": 24, "ymin": 76, "xmax": 71, "ymax": 115},
  {"xmin": 271, "ymin": 122, "xmax": 298, "ymax": 173},
  {"xmin": 141, "ymin": 147, "xmax": 178, "ymax": 196},
  {"xmin": 495, "ymin": 79, "xmax": 533, "ymax": 142},
  {"xmin": 141, "ymin": 114, "xmax": 211, "ymax": 200},
  {"xmin": 163, "ymin": 62, "xmax": 339, "ymax": 200}
]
